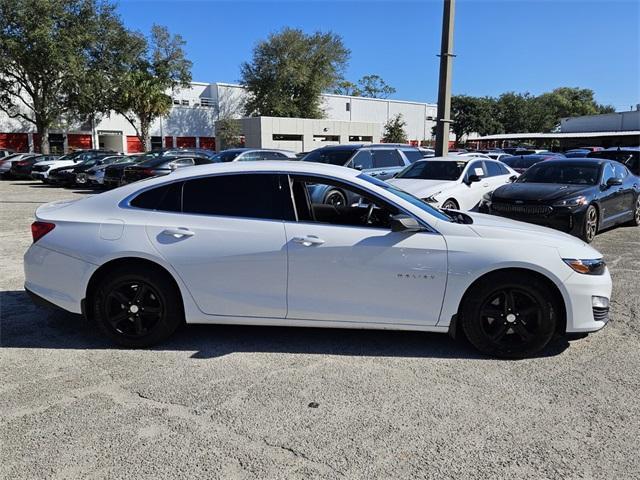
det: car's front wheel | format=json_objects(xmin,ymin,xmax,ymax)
[
  {"xmin": 92, "ymin": 265, "xmax": 183, "ymax": 348},
  {"xmin": 441, "ymin": 198, "xmax": 459, "ymax": 210},
  {"xmin": 460, "ymin": 273, "xmax": 558, "ymax": 358},
  {"xmin": 580, "ymin": 205, "xmax": 598, "ymax": 243},
  {"xmin": 325, "ymin": 189, "xmax": 347, "ymax": 207}
]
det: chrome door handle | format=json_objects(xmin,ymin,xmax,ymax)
[
  {"xmin": 162, "ymin": 228, "xmax": 195, "ymax": 238},
  {"xmin": 292, "ymin": 235, "xmax": 325, "ymax": 247}
]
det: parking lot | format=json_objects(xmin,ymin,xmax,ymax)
[{"xmin": 1, "ymin": 179, "xmax": 639, "ymax": 479}]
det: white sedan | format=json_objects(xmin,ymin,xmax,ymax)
[
  {"xmin": 388, "ymin": 156, "xmax": 518, "ymax": 211},
  {"xmin": 24, "ymin": 161, "xmax": 611, "ymax": 358}
]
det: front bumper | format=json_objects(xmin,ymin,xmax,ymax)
[
  {"xmin": 483, "ymin": 203, "xmax": 587, "ymax": 236},
  {"xmin": 562, "ymin": 267, "xmax": 612, "ymax": 333}
]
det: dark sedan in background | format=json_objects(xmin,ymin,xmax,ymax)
[
  {"xmin": 588, "ymin": 147, "xmax": 639, "ymax": 176},
  {"xmin": 9, "ymin": 154, "xmax": 59, "ymax": 179},
  {"xmin": 48, "ymin": 151, "xmax": 119, "ymax": 187},
  {"xmin": 501, "ymin": 153, "xmax": 566, "ymax": 174},
  {"xmin": 481, "ymin": 158, "xmax": 640, "ymax": 242},
  {"xmin": 121, "ymin": 155, "xmax": 214, "ymax": 184}
]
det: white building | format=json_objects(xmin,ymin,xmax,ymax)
[{"xmin": 0, "ymin": 82, "xmax": 437, "ymax": 154}]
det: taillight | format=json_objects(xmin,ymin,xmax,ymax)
[
  {"xmin": 142, "ymin": 168, "xmax": 155, "ymax": 176},
  {"xmin": 31, "ymin": 221, "xmax": 55, "ymax": 243},
  {"xmin": 17, "ymin": 160, "xmax": 28, "ymax": 166}
]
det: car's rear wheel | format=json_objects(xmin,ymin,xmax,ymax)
[
  {"xmin": 627, "ymin": 195, "xmax": 640, "ymax": 226},
  {"xmin": 460, "ymin": 274, "xmax": 557, "ymax": 358},
  {"xmin": 325, "ymin": 189, "xmax": 346, "ymax": 207},
  {"xmin": 441, "ymin": 198, "xmax": 459, "ymax": 210},
  {"xmin": 93, "ymin": 266, "xmax": 183, "ymax": 348},
  {"xmin": 579, "ymin": 205, "xmax": 598, "ymax": 243}
]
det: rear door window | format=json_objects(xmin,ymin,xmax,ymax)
[
  {"xmin": 182, "ymin": 174, "xmax": 290, "ymax": 220},
  {"xmin": 351, "ymin": 150, "xmax": 374, "ymax": 170},
  {"xmin": 372, "ymin": 150, "xmax": 404, "ymax": 168},
  {"xmin": 401, "ymin": 150, "xmax": 424, "ymax": 163},
  {"xmin": 485, "ymin": 161, "xmax": 504, "ymax": 177},
  {"xmin": 130, "ymin": 182, "xmax": 182, "ymax": 212}
]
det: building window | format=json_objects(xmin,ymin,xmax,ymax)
[
  {"xmin": 313, "ymin": 135, "xmax": 340, "ymax": 142},
  {"xmin": 181, "ymin": 99, "xmax": 189, "ymax": 106},
  {"xmin": 173, "ymin": 99, "xmax": 180, "ymax": 105},
  {"xmin": 151, "ymin": 136, "xmax": 163, "ymax": 150},
  {"xmin": 346, "ymin": 102, "xmax": 350, "ymax": 112},
  {"xmin": 348, "ymin": 136, "xmax": 373, "ymax": 142},
  {"xmin": 200, "ymin": 97, "xmax": 216, "ymax": 108},
  {"xmin": 272, "ymin": 134, "xmax": 303, "ymax": 141}
]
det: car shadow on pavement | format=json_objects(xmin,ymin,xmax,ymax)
[{"xmin": 0, "ymin": 290, "xmax": 570, "ymax": 360}]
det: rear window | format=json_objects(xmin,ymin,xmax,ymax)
[
  {"xmin": 130, "ymin": 182, "xmax": 182, "ymax": 211},
  {"xmin": 401, "ymin": 150, "xmax": 424, "ymax": 163},
  {"xmin": 372, "ymin": 150, "xmax": 404, "ymax": 168},
  {"xmin": 182, "ymin": 174, "xmax": 286, "ymax": 220},
  {"xmin": 302, "ymin": 148, "xmax": 357, "ymax": 166}
]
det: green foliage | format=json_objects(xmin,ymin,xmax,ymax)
[
  {"xmin": 241, "ymin": 28, "xmax": 349, "ymax": 118},
  {"xmin": 357, "ymin": 75, "xmax": 396, "ymax": 99},
  {"xmin": 216, "ymin": 118, "xmax": 242, "ymax": 150},
  {"xmin": 452, "ymin": 87, "xmax": 616, "ymax": 140},
  {"xmin": 382, "ymin": 114, "xmax": 408, "ymax": 144},
  {"xmin": 332, "ymin": 75, "xmax": 396, "ymax": 99},
  {"xmin": 0, "ymin": 0, "xmax": 129, "ymax": 153},
  {"xmin": 114, "ymin": 25, "xmax": 192, "ymax": 150}
]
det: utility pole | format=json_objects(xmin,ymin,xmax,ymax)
[{"xmin": 435, "ymin": 0, "xmax": 455, "ymax": 157}]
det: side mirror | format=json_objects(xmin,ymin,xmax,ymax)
[
  {"xmin": 509, "ymin": 175, "xmax": 518, "ymax": 182},
  {"xmin": 390, "ymin": 214, "xmax": 424, "ymax": 233},
  {"xmin": 353, "ymin": 164, "xmax": 363, "ymax": 171},
  {"xmin": 465, "ymin": 174, "xmax": 481, "ymax": 185},
  {"xmin": 169, "ymin": 163, "xmax": 179, "ymax": 171},
  {"xmin": 605, "ymin": 177, "xmax": 622, "ymax": 187}
]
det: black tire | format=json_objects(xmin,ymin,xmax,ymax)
[
  {"xmin": 579, "ymin": 204, "xmax": 598, "ymax": 243},
  {"xmin": 92, "ymin": 265, "xmax": 183, "ymax": 348},
  {"xmin": 441, "ymin": 198, "xmax": 459, "ymax": 210},
  {"xmin": 324, "ymin": 189, "xmax": 347, "ymax": 207},
  {"xmin": 460, "ymin": 273, "xmax": 558, "ymax": 358},
  {"xmin": 627, "ymin": 195, "xmax": 640, "ymax": 227}
]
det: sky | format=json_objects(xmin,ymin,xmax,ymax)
[{"xmin": 118, "ymin": 0, "xmax": 640, "ymax": 111}]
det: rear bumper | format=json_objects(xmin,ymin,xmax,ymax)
[{"xmin": 24, "ymin": 243, "xmax": 96, "ymax": 314}]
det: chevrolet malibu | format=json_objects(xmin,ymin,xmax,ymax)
[{"xmin": 24, "ymin": 161, "xmax": 612, "ymax": 358}]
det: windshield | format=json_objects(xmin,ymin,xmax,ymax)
[
  {"xmin": 396, "ymin": 160, "xmax": 466, "ymax": 181},
  {"xmin": 518, "ymin": 164, "xmax": 600, "ymax": 185},
  {"xmin": 358, "ymin": 173, "xmax": 454, "ymax": 222},
  {"xmin": 302, "ymin": 148, "xmax": 356, "ymax": 166},
  {"xmin": 212, "ymin": 151, "xmax": 242, "ymax": 162}
]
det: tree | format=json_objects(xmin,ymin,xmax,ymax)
[
  {"xmin": 331, "ymin": 75, "xmax": 396, "ymax": 98},
  {"xmin": 451, "ymin": 95, "xmax": 502, "ymax": 145},
  {"xmin": 241, "ymin": 28, "xmax": 349, "ymax": 118},
  {"xmin": 0, "ymin": 0, "xmax": 130, "ymax": 153},
  {"xmin": 381, "ymin": 114, "xmax": 408, "ymax": 143},
  {"xmin": 332, "ymin": 80, "xmax": 362, "ymax": 96},
  {"xmin": 216, "ymin": 118, "xmax": 242, "ymax": 150},
  {"xmin": 114, "ymin": 25, "xmax": 192, "ymax": 151},
  {"xmin": 533, "ymin": 87, "xmax": 615, "ymax": 132},
  {"xmin": 357, "ymin": 75, "xmax": 396, "ymax": 99}
]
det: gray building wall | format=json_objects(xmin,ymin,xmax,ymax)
[{"xmin": 561, "ymin": 111, "xmax": 640, "ymax": 133}]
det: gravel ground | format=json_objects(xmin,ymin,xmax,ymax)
[{"xmin": 1, "ymin": 179, "xmax": 639, "ymax": 480}]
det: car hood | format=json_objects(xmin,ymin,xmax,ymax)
[
  {"xmin": 107, "ymin": 162, "xmax": 135, "ymax": 171},
  {"xmin": 464, "ymin": 211, "xmax": 601, "ymax": 258},
  {"xmin": 492, "ymin": 183, "xmax": 594, "ymax": 203},
  {"xmin": 388, "ymin": 178, "xmax": 457, "ymax": 197},
  {"xmin": 34, "ymin": 160, "xmax": 76, "ymax": 168}
]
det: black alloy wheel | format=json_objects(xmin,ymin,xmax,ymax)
[
  {"xmin": 581, "ymin": 205, "xmax": 598, "ymax": 243},
  {"xmin": 630, "ymin": 195, "xmax": 640, "ymax": 226},
  {"xmin": 461, "ymin": 274, "xmax": 557, "ymax": 358},
  {"xmin": 325, "ymin": 190, "xmax": 346, "ymax": 207},
  {"xmin": 93, "ymin": 266, "xmax": 183, "ymax": 347}
]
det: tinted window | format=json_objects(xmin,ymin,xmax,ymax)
[
  {"xmin": 303, "ymin": 148, "xmax": 357, "ymax": 166},
  {"xmin": 372, "ymin": 150, "xmax": 404, "ymax": 168},
  {"xmin": 467, "ymin": 161, "xmax": 486, "ymax": 178},
  {"xmin": 212, "ymin": 150, "xmax": 243, "ymax": 162},
  {"xmin": 351, "ymin": 150, "xmax": 373, "ymax": 170},
  {"xmin": 130, "ymin": 182, "xmax": 182, "ymax": 212},
  {"xmin": 402, "ymin": 150, "xmax": 424, "ymax": 163},
  {"xmin": 612, "ymin": 162, "xmax": 628, "ymax": 179},
  {"xmin": 263, "ymin": 151, "xmax": 288, "ymax": 160},
  {"xmin": 485, "ymin": 161, "xmax": 503, "ymax": 177},
  {"xmin": 518, "ymin": 164, "xmax": 600, "ymax": 185},
  {"xmin": 602, "ymin": 163, "xmax": 615, "ymax": 183},
  {"xmin": 182, "ymin": 174, "xmax": 285, "ymax": 220},
  {"xmin": 397, "ymin": 160, "xmax": 465, "ymax": 180}
]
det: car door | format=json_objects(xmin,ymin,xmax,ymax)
[
  {"xmin": 457, "ymin": 160, "xmax": 490, "ymax": 210},
  {"xmin": 612, "ymin": 162, "xmax": 636, "ymax": 220},
  {"xmin": 283, "ymin": 175, "xmax": 448, "ymax": 326},
  {"xmin": 369, "ymin": 149, "xmax": 406, "ymax": 180},
  {"xmin": 598, "ymin": 162, "xmax": 625, "ymax": 226},
  {"xmin": 484, "ymin": 160, "xmax": 513, "ymax": 190},
  {"xmin": 143, "ymin": 173, "xmax": 290, "ymax": 318}
]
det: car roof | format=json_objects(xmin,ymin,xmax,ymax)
[
  {"xmin": 539, "ymin": 158, "xmax": 608, "ymax": 167},
  {"xmin": 413, "ymin": 155, "xmax": 487, "ymax": 164}
]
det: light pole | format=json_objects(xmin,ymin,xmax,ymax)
[{"xmin": 435, "ymin": 0, "xmax": 456, "ymax": 157}]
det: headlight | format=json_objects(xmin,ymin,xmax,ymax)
[
  {"xmin": 563, "ymin": 258, "xmax": 606, "ymax": 275},
  {"xmin": 554, "ymin": 196, "xmax": 588, "ymax": 207},
  {"xmin": 422, "ymin": 191, "xmax": 441, "ymax": 203}
]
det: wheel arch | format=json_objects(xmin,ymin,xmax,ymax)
[
  {"xmin": 448, "ymin": 267, "xmax": 567, "ymax": 338},
  {"xmin": 84, "ymin": 256, "xmax": 185, "ymax": 319}
]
